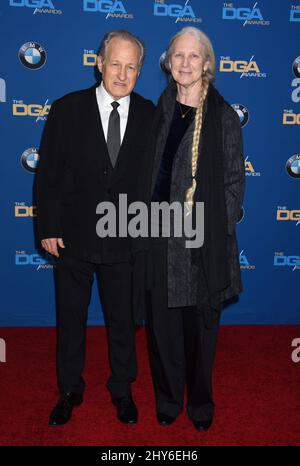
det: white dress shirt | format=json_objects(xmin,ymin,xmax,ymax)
[{"xmin": 96, "ymin": 82, "xmax": 130, "ymax": 143}]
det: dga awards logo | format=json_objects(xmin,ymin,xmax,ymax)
[
  {"xmin": 274, "ymin": 252, "xmax": 300, "ymax": 271},
  {"xmin": 9, "ymin": 0, "xmax": 62, "ymax": 14},
  {"xmin": 240, "ymin": 250, "xmax": 256, "ymax": 270},
  {"xmin": 286, "ymin": 154, "xmax": 300, "ymax": 179},
  {"xmin": 153, "ymin": 0, "xmax": 202, "ymax": 23},
  {"xmin": 19, "ymin": 42, "xmax": 47, "ymax": 69},
  {"xmin": 291, "ymin": 57, "xmax": 300, "ymax": 103},
  {"xmin": 13, "ymin": 99, "xmax": 50, "ymax": 121},
  {"xmin": 83, "ymin": 0, "xmax": 134, "ymax": 19},
  {"xmin": 0, "ymin": 78, "xmax": 6, "ymax": 102},
  {"xmin": 277, "ymin": 207, "xmax": 300, "ymax": 226},
  {"xmin": 222, "ymin": 2, "xmax": 270, "ymax": 26},
  {"xmin": 219, "ymin": 55, "xmax": 266, "ymax": 78},
  {"xmin": 20, "ymin": 148, "xmax": 39, "ymax": 173},
  {"xmin": 15, "ymin": 202, "xmax": 37, "ymax": 218},
  {"xmin": 83, "ymin": 50, "xmax": 97, "ymax": 66},
  {"xmin": 15, "ymin": 250, "xmax": 55, "ymax": 270},
  {"xmin": 282, "ymin": 110, "xmax": 300, "ymax": 125},
  {"xmin": 245, "ymin": 156, "xmax": 261, "ymax": 177},
  {"xmin": 231, "ymin": 103, "xmax": 249, "ymax": 127},
  {"xmin": 290, "ymin": 5, "xmax": 300, "ymax": 22}
]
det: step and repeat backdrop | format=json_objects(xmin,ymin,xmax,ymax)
[{"xmin": 0, "ymin": 0, "xmax": 299, "ymax": 325}]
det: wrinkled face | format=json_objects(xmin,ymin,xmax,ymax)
[
  {"xmin": 98, "ymin": 37, "xmax": 140, "ymax": 100},
  {"xmin": 169, "ymin": 33, "xmax": 209, "ymax": 88}
]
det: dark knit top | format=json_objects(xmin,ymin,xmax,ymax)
[{"xmin": 152, "ymin": 101, "xmax": 195, "ymax": 203}]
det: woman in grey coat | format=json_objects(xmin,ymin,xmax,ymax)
[{"xmin": 146, "ymin": 27, "xmax": 245, "ymax": 431}]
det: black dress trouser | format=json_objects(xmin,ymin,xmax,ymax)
[
  {"xmin": 54, "ymin": 254, "xmax": 136, "ymax": 399},
  {"xmin": 146, "ymin": 240, "xmax": 221, "ymax": 422}
]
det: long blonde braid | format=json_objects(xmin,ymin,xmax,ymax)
[{"xmin": 185, "ymin": 79, "xmax": 209, "ymax": 215}]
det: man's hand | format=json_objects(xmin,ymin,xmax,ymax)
[{"xmin": 41, "ymin": 238, "xmax": 65, "ymax": 257}]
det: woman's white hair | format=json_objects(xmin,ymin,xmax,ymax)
[
  {"xmin": 161, "ymin": 26, "xmax": 216, "ymax": 82},
  {"xmin": 160, "ymin": 27, "xmax": 216, "ymax": 212}
]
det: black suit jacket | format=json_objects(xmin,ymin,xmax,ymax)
[{"xmin": 35, "ymin": 84, "xmax": 155, "ymax": 263}]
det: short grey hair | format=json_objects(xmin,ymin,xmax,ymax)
[
  {"xmin": 98, "ymin": 30, "xmax": 145, "ymax": 69},
  {"xmin": 161, "ymin": 27, "xmax": 216, "ymax": 82}
]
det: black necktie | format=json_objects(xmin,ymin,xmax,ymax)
[{"xmin": 107, "ymin": 101, "xmax": 120, "ymax": 168}]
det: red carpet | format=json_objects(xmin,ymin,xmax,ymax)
[{"xmin": 0, "ymin": 325, "xmax": 299, "ymax": 446}]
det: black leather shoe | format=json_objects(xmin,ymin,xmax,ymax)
[
  {"xmin": 113, "ymin": 396, "xmax": 138, "ymax": 424},
  {"xmin": 193, "ymin": 419, "xmax": 213, "ymax": 431},
  {"xmin": 157, "ymin": 413, "xmax": 176, "ymax": 426},
  {"xmin": 49, "ymin": 392, "xmax": 83, "ymax": 426}
]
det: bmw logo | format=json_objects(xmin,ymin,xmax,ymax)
[
  {"xmin": 19, "ymin": 42, "xmax": 47, "ymax": 70},
  {"xmin": 159, "ymin": 50, "xmax": 168, "ymax": 72},
  {"xmin": 237, "ymin": 206, "xmax": 245, "ymax": 224},
  {"xmin": 292, "ymin": 56, "xmax": 300, "ymax": 78},
  {"xmin": 286, "ymin": 154, "xmax": 300, "ymax": 179},
  {"xmin": 21, "ymin": 148, "xmax": 39, "ymax": 173},
  {"xmin": 231, "ymin": 103, "xmax": 249, "ymax": 127}
]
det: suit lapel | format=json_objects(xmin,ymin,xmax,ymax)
[{"xmin": 85, "ymin": 85, "xmax": 113, "ymax": 171}]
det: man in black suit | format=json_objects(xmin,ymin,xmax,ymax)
[{"xmin": 35, "ymin": 30, "xmax": 155, "ymax": 426}]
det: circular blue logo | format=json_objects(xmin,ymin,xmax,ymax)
[
  {"xmin": 286, "ymin": 154, "xmax": 300, "ymax": 179},
  {"xmin": 292, "ymin": 56, "xmax": 300, "ymax": 78},
  {"xmin": 21, "ymin": 148, "xmax": 39, "ymax": 173},
  {"xmin": 231, "ymin": 103, "xmax": 249, "ymax": 127},
  {"xmin": 19, "ymin": 42, "xmax": 47, "ymax": 70},
  {"xmin": 237, "ymin": 206, "xmax": 245, "ymax": 224},
  {"xmin": 159, "ymin": 50, "xmax": 168, "ymax": 72}
]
